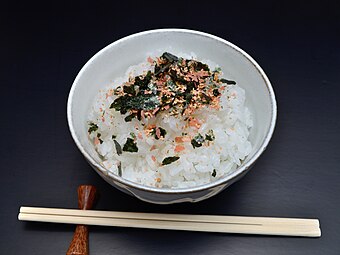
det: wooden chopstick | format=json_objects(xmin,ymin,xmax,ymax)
[
  {"xmin": 18, "ymin": 206, "xmax": 321, "ymax": 237},
  {"xmin": 20, "ymin": 207, "xmax": 319, "ymax": 226}
]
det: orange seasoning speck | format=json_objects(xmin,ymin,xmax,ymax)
[
  {"xmin": 155, "ymin": 128, "xmax": 161, "ymax": 139},
  {"xmin": 175, "ymin": 137, "xmax": 183, "ymax": 143},
  {"xmin": 141, "ymin": 110, "xmax": 145, "ymax": 119},
  {"xmin": 182, "ymin": 136, "xmax": 191, "ymax": 142},
  {"xmin": 138, "ymin": 132, "xmax": 143, "ymax": 139},
  {"xmin": 94, "ymin": 137, "xmax": 100, "ymax": 145},
  {"xmin": 152, "ymin": 107, "xmax": 159, "ymax": 115},
  {"xmin": 175, "ymin": 136, "xmax": 191, "ymax": 143},
  {"xmin": 147, "ymin": 56, "xmax": 154, "ymax": 64},
  {"xmin": 149, "ymin": 124, "xmax": 156, "ymax": 129},
  {"xmin": 107, "ymin": 89, "xmax": 114, "ymax": 96},
  {"xmin": 189, "ymin": 118, "xmax": 201, "ymax": 129},
  {"xmin": 174, "ymin": 145, "xmax": 185, "ymax": 152},
  {"xmin": 151, "ymin": 155, "xmax": 157, "ymax": 162}
]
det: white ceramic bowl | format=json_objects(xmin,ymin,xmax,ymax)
[{"xmin": 67, "ymin": 29, "xmax": 277, "ymax": 204}]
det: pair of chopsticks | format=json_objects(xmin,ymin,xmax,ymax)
[{"xmin": 18, "ymin": 206, "xmax": 321, "ymax": 237}]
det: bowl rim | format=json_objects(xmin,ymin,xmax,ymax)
[{"xmin": 67, "ymin": 28, "xmax": 277, "ymax": 194}]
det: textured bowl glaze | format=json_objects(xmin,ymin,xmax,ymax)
[{"xmin": 67, "ymin": 29, "xmax": 277, "ymax": 204}]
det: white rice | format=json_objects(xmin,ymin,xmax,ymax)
[{"xmin": 88, "ymin": 55, "xmax": 253, "ymax": 189}]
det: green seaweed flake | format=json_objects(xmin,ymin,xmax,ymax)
[
  {"xmin": 191, "ymin": 133, "xmax": 205, "ymax": 148},
  {"xmin": 162, "ymin": 156, "xmax": 180, "ymax": 165},
  {"xmin": 88, "ymin": 123, "xmax": 98, "ymax": 134},
  {"xmin": 123, "ymin": 138, "xmax": 138, "ymax": 152},
  {"xmin": 205, "ymin": 130, "xmax": 215, "ymax": 141}
]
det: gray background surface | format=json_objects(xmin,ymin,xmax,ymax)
[{"xmin": 1, "ymin": 1, "xmax": 339, "ymax": 254}]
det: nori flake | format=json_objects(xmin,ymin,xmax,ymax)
[
  {"xmin": 88, "ymin": 123, "xmax": 98, "ymax": 134},
  {"xmin": 220, "ymin": 78, "xmax": 236, "ymax": 85},
  {"xmin": 162, "ymin": 156, "xmax": 180, "ymax": 165},
  {"xmin": 122, "ymin": 138, "xmax": 138, "ymax": 152},
  {"xmin": 113, "ymin": 140, "xmax": 122, "ymax": 155},
  {"xmin": 191, "ymin": 133, "xmax": 205, "ymax": 148}
]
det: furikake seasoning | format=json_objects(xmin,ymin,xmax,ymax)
[{"xmin": 109, "ymin": 52, "xmax": 235, "ymax": 121}]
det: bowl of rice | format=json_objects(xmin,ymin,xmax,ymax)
[{"xmin": 67, "ymin": 29, "xmax": 277, "ymax": 204}]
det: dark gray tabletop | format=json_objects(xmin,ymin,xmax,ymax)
[{"xmin": 1, "ymin": 1, "xmax": 339, "ymax": 254}]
